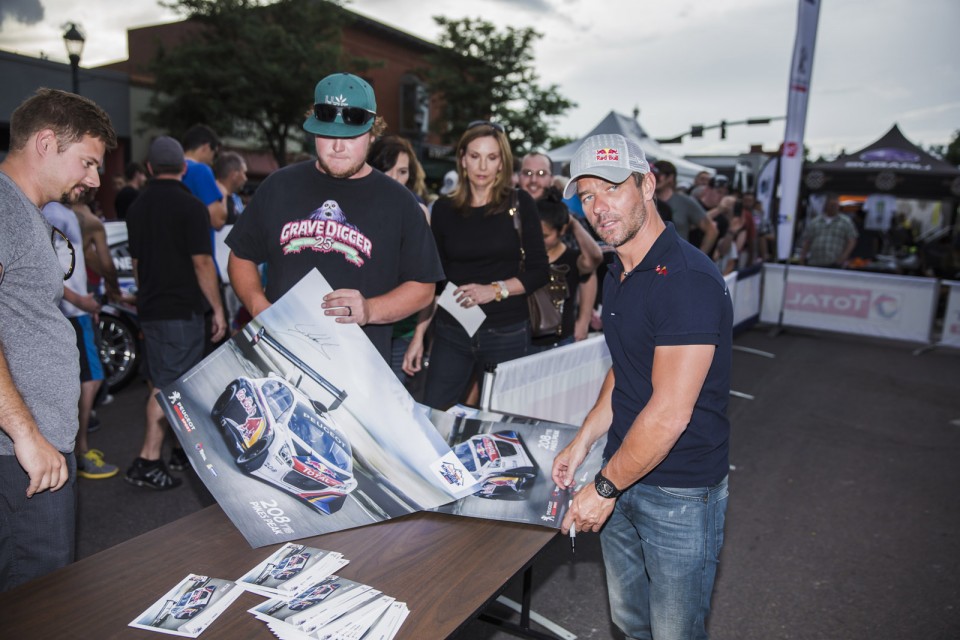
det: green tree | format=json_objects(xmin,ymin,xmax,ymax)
[
  {"xmin": 945, "ymin": 130, "xmax": 960, "ymax": 166},
  {"xmin": 424, "ymin": 16, "xmax": 575, "ymax": 156},
  {"xmin": 146, "ymin": 0, "xmax": 368, "ymax": 167}
]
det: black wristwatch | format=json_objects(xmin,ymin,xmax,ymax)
[{"xmin": 594, "ymin": 471, "xmax": 623, "ymax": 499}]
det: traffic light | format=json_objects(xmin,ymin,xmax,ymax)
[
  {"xmin": 691, "ymin": 125, "xmax": 704, "ymax": 138},
  {"xmin": 720, "ymin": 120, "xmax": 727, "ymax": 140}
]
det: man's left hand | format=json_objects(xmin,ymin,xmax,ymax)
[
  {"xmin": 323, "ymin": 289, "xmax": 371, "ymax": 325},
  {"xmin": 561, "ymin": 482, "xmax": 616, "ymax": 535}
]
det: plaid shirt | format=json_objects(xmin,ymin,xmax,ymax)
[{"xmin": 801, "ymin": 214, "xmax": 858, "ymax": 266}]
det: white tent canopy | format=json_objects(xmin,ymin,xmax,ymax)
[{"xmin": 547, "ymin": 111, "xmax": 713, "ymax": 185}]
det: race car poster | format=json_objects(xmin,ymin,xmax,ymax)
[
  {"xmin": 426, "ymin": 408, "xmax": 606, "ymax": 528},
  {"xmin": 129, "ymin": 574, "xmax": 243, "ymax": 637},
  {"xmin": 158, "ymin": 269, "xmax": 478, "ymax": 547}
]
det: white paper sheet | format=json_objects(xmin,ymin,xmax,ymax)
[{"xmin": 438, "ymin": 282, "xmax": 486, "ymax": 337}]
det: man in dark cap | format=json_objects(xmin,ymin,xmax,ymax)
[
  {"xmin": 227, "ymin": 72, "xmax": 443, "ymax": 363},
  {"xmin": 125, "ymin": 136, "xmax": 226, "ymax": 490}
]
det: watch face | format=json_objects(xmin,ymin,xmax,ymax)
[{"xmin": 596, "ymin": 476, "xmax": 617, "ymax": 498}]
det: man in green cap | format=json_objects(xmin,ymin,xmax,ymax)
[{"xmin": 226, "ymin": 72, "xmax": 443, "ymax": 363}]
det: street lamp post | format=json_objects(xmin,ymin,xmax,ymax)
[{"xmin": 62, "ymin": 23, "xmax": 85, "ymax": 95}]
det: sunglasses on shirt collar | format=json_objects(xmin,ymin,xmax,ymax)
[{"xmin": 313, "ymin": 104, "xmax": 377, "ymax": 126}]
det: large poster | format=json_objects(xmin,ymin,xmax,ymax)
[
  {"xmin": 158, "ymin": 270, "xmax": 478, "ymax": 547},
  {"xmin": 428, "ymin": 408, "xmax": 605, "ymax": 528}
]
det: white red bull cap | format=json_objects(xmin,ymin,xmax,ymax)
[{"xmin": 563, "ymin": 133, "xmax": 650, "ymax": 199}]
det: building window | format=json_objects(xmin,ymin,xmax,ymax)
[{"xmin": 399, "ymin": 74, "xmax": 428, "ymax": 139}]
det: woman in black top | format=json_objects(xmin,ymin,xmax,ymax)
[
  {"xmin": 411, "ymin": 122, "xmax": 549, "ymax": 409},
  {"xmin": 531, "ymin": 188, "xmax": 604, "ymax": 350}
]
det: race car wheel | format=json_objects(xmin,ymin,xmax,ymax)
[
  {"xmin": 211, "ymin": 382, "xmax": 239, "ymax": 420},
  {"xmin": 237, "ymin": 439, "xmax": 270, "ymax": 473}
]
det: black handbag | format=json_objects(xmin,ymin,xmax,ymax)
[{"xmin": 510, "ymin": 191, "xmax": 569, "ymax": 338}]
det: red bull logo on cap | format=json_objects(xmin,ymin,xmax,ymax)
[{"xmin": 595, "ymin": 148, "xmax": 619, "ymax": 162}]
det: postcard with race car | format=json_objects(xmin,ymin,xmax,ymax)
[
  {"xmin": 428, "ymin": 409, "xmax": 606, "ymax": 528},
  {"xmin": 249, "ymin": 574, "xmax": 376, "ymax": 629},
  {"xmin": 157, "ymin": 270, "xmax": 479, "ymax": 547},
  {"xmin": 129, "ymin": 574, "xmax": 243, "ymax": 637},
  {"xmin": 237, "ymin": 542, "xmax": 348, "ymax": 598}
]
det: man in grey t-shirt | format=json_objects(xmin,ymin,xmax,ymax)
[
  {"xmin": 0, "ymin": 89, "xmax": 115, "ymax": 591},
  {"xmin": 654, "ymin": 160, "xmax": 718, "ymax": 254}
]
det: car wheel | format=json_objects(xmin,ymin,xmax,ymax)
[
  {"xmin": 237, "ymin": 439, "xmax": 270, "ymax": 472},
  {"xmin": 211, "ymin": 382, "xmax": 240, "ymax": 419},
  {"xmin": 98, "ymin": 313, "xmax": 139, "ymax": 391}
]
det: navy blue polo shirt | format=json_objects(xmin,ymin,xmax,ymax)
[{"xmin": 602, "ymin": 223, "xmax": 732, "ymax": 487}]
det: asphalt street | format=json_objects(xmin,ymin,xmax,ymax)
[{"xmin": 75, "ymin": 325, "xmax": 960, "ymax": 639}]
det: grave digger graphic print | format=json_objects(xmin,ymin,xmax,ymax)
[{"xmin": 211, "ymin": 328, "xmax": 356, "ymax": 514}]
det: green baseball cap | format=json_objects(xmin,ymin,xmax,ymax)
[{"xmin": 303, "ymin": 72, "xmax": 377, "ymax": 138}]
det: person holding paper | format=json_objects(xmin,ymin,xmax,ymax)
[
  {"xmin": 226, "ymin": 73, "xmax": 443, "ymax": 364},
  {"xmin": 414, "ymin": 122, "xmax": 549, "ymax": 409}
]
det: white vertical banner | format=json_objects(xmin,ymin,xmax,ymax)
[
  {"xmin": 777, "ymin": 0, "xmax": 821, "ymax": 261},
  {"xmin": 755, "ymin": 156, "xmax": 779, "ymax": 231},
  {"xmin": 939, "ymin": 281, "xmax": 960, "ymax": 349}
]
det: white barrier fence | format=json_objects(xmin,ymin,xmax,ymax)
[
  {"xmin": 487, "ymin": 335, "xmax": 611, "ymax": 426},
  {"xmin": 486, "ymin": 266, "xmax": 769, "ymax": 422},
  {"xmin": 939, "ymin": 281, "xmax": 960, "ymax": 349},
  {"xmin": 760, "ymin": 264, "xmax": 939, "ymax": 343}
]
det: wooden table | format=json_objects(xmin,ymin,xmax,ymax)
[{"xmin": 0, "ymin": 505, "xmax": 558, "ymax": 639}]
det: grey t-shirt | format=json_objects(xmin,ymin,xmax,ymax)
[
  {"xmin": 666, "ymin": 191, "xmax": 707, "ymax": 243},
  {"xmin": 0, "ymin": 171, "xmax": 80, "ymax": 455}
]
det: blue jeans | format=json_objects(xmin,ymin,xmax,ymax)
[
  {"xmin": 424, "ymin": 313, "xmax": 530, "ymax": 409},
  {"xmin": 600, "ymin": 475, "xmax": 729, "ymax": 640},
  {"xmin": 0, "ymin": 453, "xmax": 77, "ymax": 591}
]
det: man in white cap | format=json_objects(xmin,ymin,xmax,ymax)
[
  {"xmin": 551, "ymin": 133, "xmax": 732, "ymax": 640},
  {"xmin": 227, "ymin": 72, "xmax": 443, "ymax": 363}
]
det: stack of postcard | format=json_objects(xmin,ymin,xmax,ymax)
[
  {"xmin": 129, "ymin": 574, "xmax": 244, "ymax": 638},
  {"xmin": 237, "ymin": 543, "xmax": 350, "ymax": 599},
  {"xmin": 248, "ymin": 574, "xmax": 408, "ymax": 640},
  {"xmin": 129, "ymin": 543, "xmax": 407, "ymax": 639}
]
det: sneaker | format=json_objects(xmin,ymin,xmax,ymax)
[
  {"xmin": 168, "ymin": 447, "xmax": 189, "ymax": 472},
  {"xmin": 125, "ymin": 458, "xmax": 182, "ymax": 490},
  {"xmin": 77, "ymin": 449, "xmax": 119, "ymax": 480},
  {"xmin": 87, "ymin": 412, "xmax": 101, "ymax": 434}
]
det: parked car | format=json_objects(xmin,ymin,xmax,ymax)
[{"xmin": 99, "ymin": 221, "xmax": 141, "ymax": 391}]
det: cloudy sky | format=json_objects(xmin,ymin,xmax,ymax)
[{"xmin": 2, "ymin": 0, "xmax": 958, "ymax": 159}]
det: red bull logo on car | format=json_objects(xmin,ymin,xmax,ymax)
[{"xmin": 595, "ymin": 148, "xmax": 619, "ymax": 162}]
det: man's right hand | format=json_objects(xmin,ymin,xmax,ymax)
[{"xmin": 13, "ymin": 430, "xmax": 69, "ymax": 497}]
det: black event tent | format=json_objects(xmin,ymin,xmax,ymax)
[{"xmin": 803, "ymin": 124, "xmax": 960, "ymax": 200}]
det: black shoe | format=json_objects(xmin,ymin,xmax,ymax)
[
  {"xmin": 125, "ymin": 458, "xmax": 182, "ymax": 490},
  {"xmin": 168, "ymin": 447, "xmax": 189, "ymax": 472},
  {"xmin": 87, "ymin": 412, "xmax": 101, "ymax": 434}
]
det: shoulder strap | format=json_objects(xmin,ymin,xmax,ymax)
[{"xmin": 509, "ymin": 189, "xmax": 525, "ymax": 270}]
